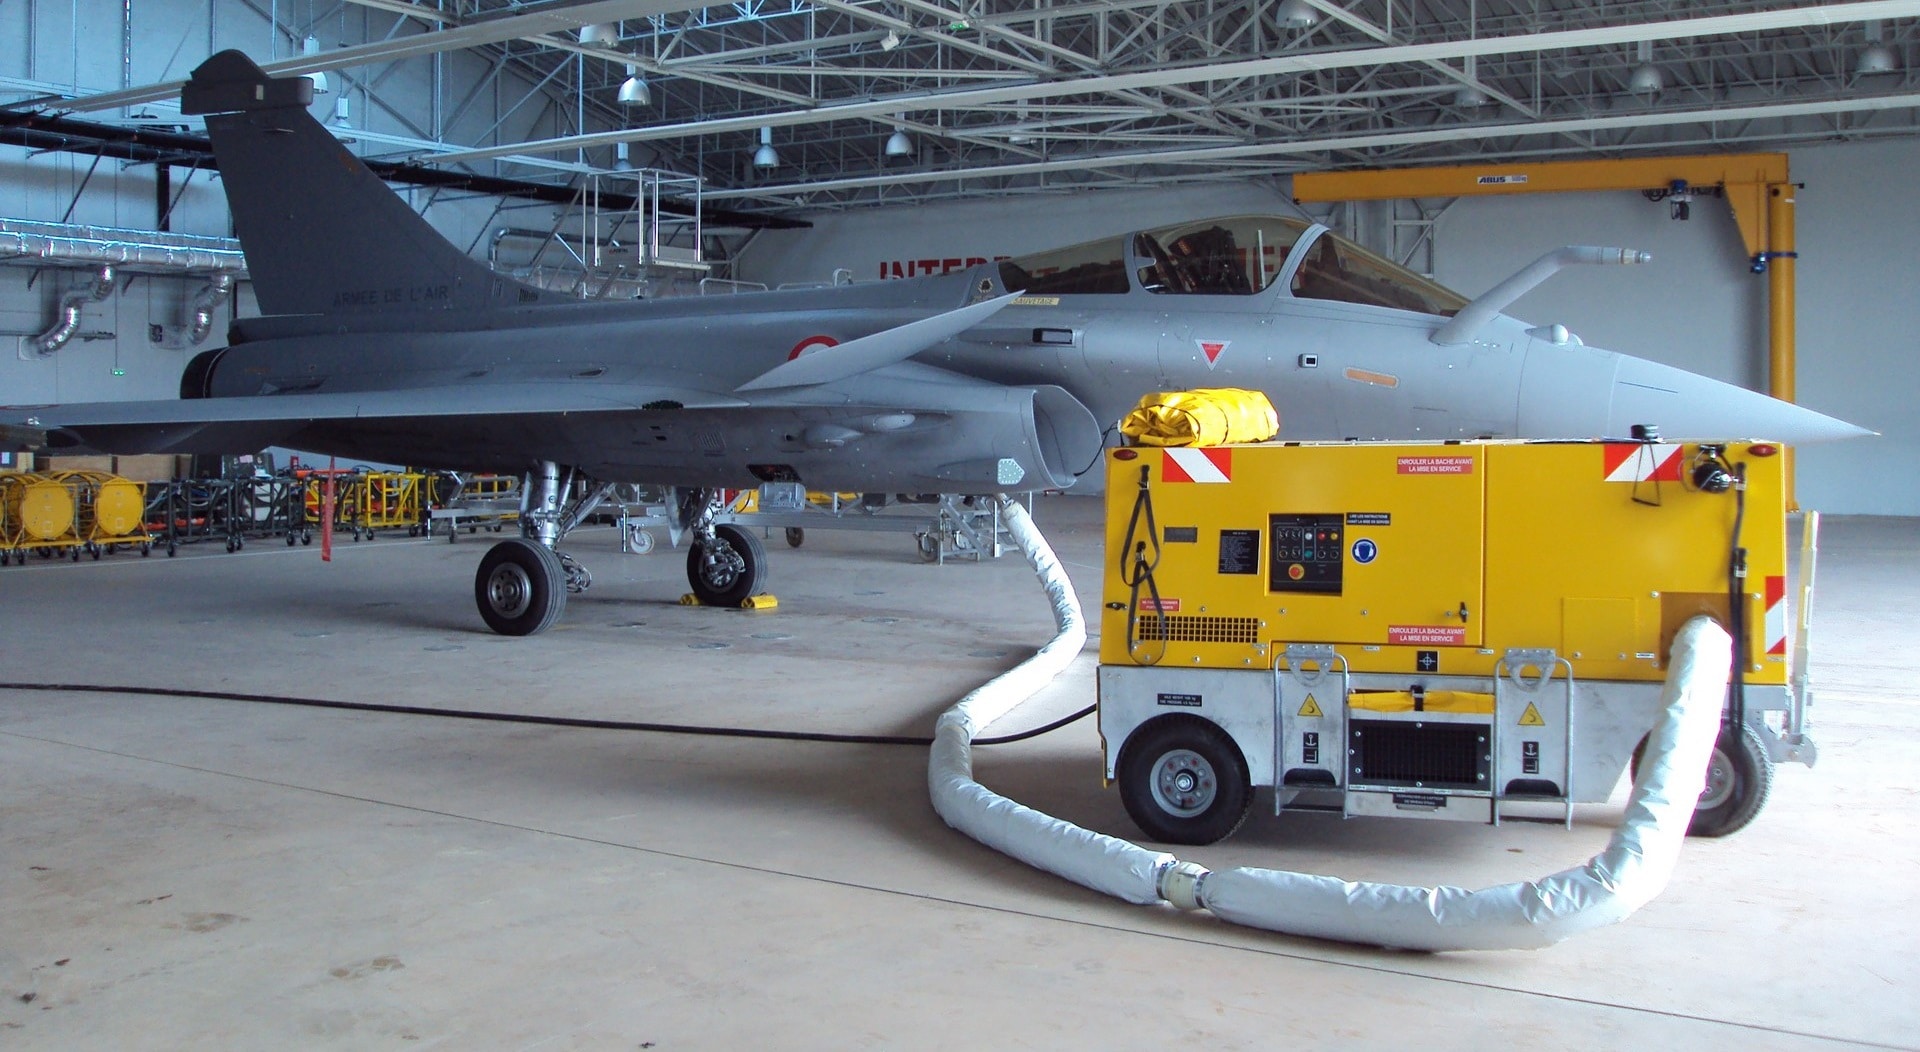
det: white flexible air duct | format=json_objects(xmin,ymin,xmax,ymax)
[
  {"xmin": 1193, "ymin": 616, "xmax": 1732, "ymax": 950},
  {"xmin": 928, "ymin": 496, "xmax": 1177, "ymax": 904},
  {"xmin": 933, "ymin": 500, "xmax": 1734, "ymax": 951}
]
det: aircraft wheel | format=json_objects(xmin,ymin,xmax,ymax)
[
  {"xmin": 1632, "ymin": 723, "xmax": 1772, "ymax": 837},
  {"xmin": 474, "ymin": 538, "xmax": 566, "ymax": 636},
  {"xmin": 686, "ymin": 524, "xmax": 766, "ymax": 607},
  {"xmin": 785, "ymin": 527, "xmax": 805, "ymax": 548},
  {"xmin": 1117, "ymin": 717, "xmax": 1252, "ymax": 845}
]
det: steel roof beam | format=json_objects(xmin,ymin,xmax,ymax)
[
  {"xmin": 42, "ymin": 0, "xmax": 719, "ymax": 113},
  {"xmin": 427, "ymin": 1, "xmax": 1920, "ymax": 165},
  {"xmin": 700, "ymin": 90, "xmax": 1920, "ymax": 200}
]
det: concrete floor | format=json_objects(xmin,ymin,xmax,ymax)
[{"xmin": 1, "ymin": 498, "xmax": 1915, "ymax": 1049}]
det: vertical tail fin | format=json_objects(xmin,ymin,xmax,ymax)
[{"xmin": 183, "ymin": 50, "xmax": 561, "ymax": 317}]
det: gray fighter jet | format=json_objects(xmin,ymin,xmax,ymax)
[{"xmin": 5, "ymin": 51, "xmax": 1865, "ymax": 635}]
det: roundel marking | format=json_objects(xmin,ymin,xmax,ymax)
[{"xmin": 788, "ymin": 334, "xmax": 840, "ymax": 360}]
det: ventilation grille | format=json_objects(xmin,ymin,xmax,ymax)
[
  {"xmin": 1348, "ymin": 720, "xmax": 1489, "ymax": 790},
  {"xmin": 1134, "ymin": 615, "xmax": 1260, "ymax": 644}
]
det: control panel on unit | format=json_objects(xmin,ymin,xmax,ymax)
[{"xmin": 1268, "ymin": 513, "xmax": 1345, "ymax": 595}]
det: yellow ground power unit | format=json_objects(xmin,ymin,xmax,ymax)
[{"xmin": 1097, "ymin": 439, "xmax": 1815, "ymax": 845}]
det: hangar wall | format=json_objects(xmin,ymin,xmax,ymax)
[
  {"xmin": 0, "ymin": 0, "xmax": 577, "ymax": 405},
  {"xmin": 738, "ymin": 141, "xmax": 1917, "ymax": 517}
]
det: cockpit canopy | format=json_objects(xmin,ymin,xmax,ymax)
[{"xmin": 996, "ymin": 215, "xmax": 1467, "ymax": 317}]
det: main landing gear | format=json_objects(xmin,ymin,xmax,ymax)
[{"xmin": 472, "ymin": 465, "xmax": 769, "ymax": 636}]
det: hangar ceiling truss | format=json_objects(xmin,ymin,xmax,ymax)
[{"xmin": 13, "ymin": 0, "xmax": 1920, "ymax": 215}]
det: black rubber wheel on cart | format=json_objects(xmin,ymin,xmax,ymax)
[
  {"xmin": 686, "ymin": 524, "xmax": 766, "ymax": 607},
  {"xmin": 785, "ymin": 527, "xmax": 805, "ymax": 548},
  {"xmin": 1632, "ymin": 723, "xmax": 1772, "ymax": 837},
  {"xmin": 1117, "ymin": 717, "xmax": 1253, "ymax": 845},
  {"xmin": 474, "ymin": 538, "xmax": 567, "ymax": 636}
]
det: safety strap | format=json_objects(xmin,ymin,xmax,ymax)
[{"xmin": 1119, "ymin": 464, "xmax": 1167, "ymax": 665}]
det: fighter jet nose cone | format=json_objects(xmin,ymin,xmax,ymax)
[{"xmin": 1607, "ymin": 356, "xmax": 1873, "ymax": 445}]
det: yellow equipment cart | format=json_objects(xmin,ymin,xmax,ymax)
[{"xmin": 1098, "ymin": 439, "xmax": 1814, "ymax": 844}]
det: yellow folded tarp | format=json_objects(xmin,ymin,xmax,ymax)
[{"xmin": 1118, "ymin": 388, "xmax": 1280, "ymax": 447}]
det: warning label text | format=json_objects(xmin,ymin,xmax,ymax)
[
  {"xmin": 1389, "ymin": 625, "xmax": 1468, "ymax": 646},
  {"xmin": 1396, "ymin": 455, "xmax": 1476, "ymax": 475}
]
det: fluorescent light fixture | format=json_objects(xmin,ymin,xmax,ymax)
[
  {"xmin": 1456, "ymin": 56, "xmax": 1491, "ymax": 107},
  {"xmin": 302, "ymin": 36, "xmax": 329, "ymax": 95},
  {"xmin": 1275, "ymin": 0, "xmax": 1318, "ymax": 30},
  {"xmin": 618, "ymin": 65, "xmax": 650, "ymax": 106},
  {"xmin": 1630, "ymin": 40, "xmax": 1663, "ymax": 94},
  {"xmin": 1859, "ymin": 22, "xmax": 1898, "ymax": 76}
]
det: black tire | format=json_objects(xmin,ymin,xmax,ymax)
[
  {"xmin": 287, "ymin": 533, "xmax": 297, "ymax": 546},
  {"xmin": 1117, "ymin": 718, "xmax": 1253, "ymax": 845},
  {"xmin": 1632, "ymin": 723, "xmax": 1772, "ymax": 837},
  {"xmin": 686, "ymin": 524, "xmax": 767, "ymax": 607},
  {"xmin": 474, "ymin": 538, "xmax": 567, "ymax": 636},
  {"xmin": 785, "ymin": 527, "xmax": 805, "ymax": 548}
]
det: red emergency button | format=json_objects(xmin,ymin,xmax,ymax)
[{"xmin": 1288, "ymin": 563, "xmax": 1306, "ymax": 581}]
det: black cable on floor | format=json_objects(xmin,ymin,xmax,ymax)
[{"xmin": 0, "ymin": 682, "xmax": 1091, "ymax": 747}]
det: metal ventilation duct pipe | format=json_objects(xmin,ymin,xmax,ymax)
[
  {"xmin": 0, "ymin": 219, "xmax": 247, "ymax": 354},
  {"xmin": 0, "ymin": 218, "xmax": 246, "ymax": 274},
  {"xmin": 185, "ymin": 273, "xmax": 236, "ymax": 345},
  {"xmin": 31, "ymin": 265, "xmax": 117, "ymax": 357}
]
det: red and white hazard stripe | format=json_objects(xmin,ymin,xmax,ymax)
[
  {"xmin": 1162, "ymin": 447, "xmax": 1232, "ymax": 483},
  {"xmin": 1764, "ymin": 574, "xmax": 1787, "ymax": 656},
  {"xmin": 1602, "ymin": 443, "xmax": 1683, "ymax": 483}
]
